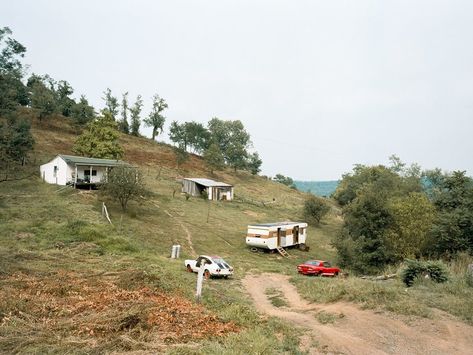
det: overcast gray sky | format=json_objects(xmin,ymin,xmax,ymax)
[{"xmin": 3, "ymin": 0, "xmax": 473, "ymax": 180}]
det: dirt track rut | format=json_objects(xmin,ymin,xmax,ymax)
[{"xmin": 242, "ymin": 273, "xmax": 473, "ymax": 354}]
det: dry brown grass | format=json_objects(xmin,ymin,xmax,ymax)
[{"xmin": 0, "ymin": 270, "xmax": 238, "ymax": 352}]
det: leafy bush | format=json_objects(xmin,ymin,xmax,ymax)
[
  {"xmin": 401, "ymin": 259, "xmax": 449, "ymax": 287},
  {"xmin": 101, "ymin": 166, "xmax": 146, "ymax": 211},
  {"xmin": 303, "ymin": 195, "xmax": 330, "ymax": 225}
]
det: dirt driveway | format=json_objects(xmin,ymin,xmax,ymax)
[{"xmin": 242, "ymin": 273, "xmax": 473, "ymax": 354}]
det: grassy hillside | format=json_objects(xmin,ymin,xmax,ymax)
[{"xmin": 1, "ymin": 117, "xmax": 472, "ymax": 353}]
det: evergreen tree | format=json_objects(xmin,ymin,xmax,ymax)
[
  {"xmin": 71, "ymin": 95, "xmax": 95, "ymax": 125},
  {"xmin": 56, "ymin": 80, "xmax": 75, "ymax": 117},
  {"xmin": 72, "ymin": 111, "xmax": 123, "ymax": 159},
  {"xmin": 118, "ymin": 92, "xmax": 130, "ymax": 133},
  {"xmin": 129, "ymin": 95, "xmax": 143, "ymax": 136},
  {"xmin": 102, "ymin": 88, "xmax": 119, "ymax": 120},
  {"xmin": 430, "ymin": 171, "xmax": 473, "ymax": 256},
  {"xmin": 144, "ymin": 94, "xmax": 167, "ymax": 141}
]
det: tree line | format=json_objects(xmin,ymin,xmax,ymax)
[
  {"xmin": 0, "ymin": 27, "xmax": 263, "ymax": 178},
  {"xmin": 332, "ymin": 155, "xmax": 473, "ymax": 274}
]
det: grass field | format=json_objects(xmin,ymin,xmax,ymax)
[{"xmin": 0, "ymin": 119, "xmax": 472, "ymax": 353}]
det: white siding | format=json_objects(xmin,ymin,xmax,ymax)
[
  {"xmin": 40, "ymin": 156, "xmax": 70, "ymax": 185},
  {"xmin": 245, "ymin": 222, "xmax": 308, "ymax": 250}
]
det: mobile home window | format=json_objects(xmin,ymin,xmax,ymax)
[
  {"xmin": 53, "ymin": 166, "xmax": 58, "ymax": 177},
  {"xmin": 84, "ymin": 170, "xmax": 97, "ymax": 176}
]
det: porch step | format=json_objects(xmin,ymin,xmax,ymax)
[{"xmin": 276, "ymin": 247, "xmax": 289, "ymax": 257}]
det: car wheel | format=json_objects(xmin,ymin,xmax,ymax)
[
  {"xmin": 334, "ymin": 272, "xmax": 339, "ymax": 277},
  {"xmin": 186, "ymin": 265, "xmax": 193, "ymax": 273},
  {"xmin": 224, "ymin": 275, "xmax": 229, "ymax": 279},
  {"xmin": 204, "ymin": 270, "xmax": 211, "ymax": 279}
]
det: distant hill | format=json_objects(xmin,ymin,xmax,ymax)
[{"xmin": 294, "ymin": 180, "xmax": 339, "ymax": 197}]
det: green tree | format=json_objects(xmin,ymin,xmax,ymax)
[
  {"xmin": 169, "ymin": 120, "xmax": 186, "ymax": 149},
  {"xmin": 73, "ymin": 111, "xmax": 124, "ymax": 159},
  {"xmin": 184, "ymin": 121, "xmax": 210, "ymax": 153},
  {"xmin": 226, "ymin": 143, "xmax": 248, "ymax": 172},
  {"xmin": 335, "ymin": 185, "xmax": 394, "ymax": 273},
  {"xmin": 168, "ymin": 120, "xmax": 210, "ymax": 153},
  {"xmin": 56, "ymin": 80, "xmax": 75, "ymax": 117},
  {"xmin": 247, "ymin": 152, "xmax": 262, "ymax": 175},
  {"xmin": 204, "ymin": 143, "xmax": 225, "ymax": 174},
  {"xmin": 118, "ymin": 92, "xmax": 130, "ymax": 133},
  {"xmin": 333, "ymin": 162, "xmax": 427, "ymax": 273},
  {"xmin": 207, "ymin": 118, "xmax": 251, "ymax": 168},
  {"xmin": 385, "ymin": 192, "xmax": 435, "ymax": 260},
  {"xmin": 71, "ymin": 95, "xmax": 95, "ymax": 125},
  {"xmin": 388, "ymin": 154, "xmax": 405, "ymax": 174},
  {"xmin": 144, "ymin": 94, "xmax": 167, "ymax": 141},
  {"xmin": 0, "ymin": 27, "xmax": 28, "ymax": 114},
  {"xmin": 174, "ymin": 146, "xmax": 189, "ymax": 171},
  {"xmin": 129, "ymin": 95, "xmax": 143, "ymax": 136},
  {"xmin": 0, "ymin": 117, "xmax": 34, "ymax": 182},
  {"xmin": 27, "ymin": 75, "xmax": 56, "ymax": 122},
  {"xmin": 102, "ymin": 88, "xmax": 119, "ymax": 120},
  {"xmin": 273, "ymin": 174, "xmax": 295, "ymax": 188},
  {"xmin": 101, "ymin": 166, "xmax": 146, "ymax": 211},
  {"xmin": 429, "ymin": 171, "xmax": 473, "ymax": 257},
  {"xmin": 303, "ymin": 195, "xmax": 330, "ymax": 225}
]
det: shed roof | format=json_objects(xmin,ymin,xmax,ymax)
[
  {"xmin": 248, "ymin": 221, "xmax": 307, "ymax": 228},
  {"xmin": 58, "ymin": 154, "xmax": 128, "ymax": 167},
  {"xmin": 183, "ymin": 178, "xmax": 232, "ymax": 187}
]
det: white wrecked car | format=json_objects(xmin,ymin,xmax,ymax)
[{"xmin": 185, "ymin": 255, "xmax": 234, "ymax": 279}]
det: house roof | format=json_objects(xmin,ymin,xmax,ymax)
[
  {"xmin": 58, "ymin": 154, "xmax": 128, "ymax": 167},
  {"xmin": 183, "ymin": 178, "xmax": 232, "ymax": 187}
]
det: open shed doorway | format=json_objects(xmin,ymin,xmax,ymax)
[{"xmin": 293, "ymin": 226, "xmax": 299, "ymax": 244}]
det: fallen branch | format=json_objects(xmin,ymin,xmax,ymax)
[{"xmin": 360, "ymin": 274, "xmax": 397, "ymax": 281}]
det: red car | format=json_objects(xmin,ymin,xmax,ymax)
[{"xmin": 297, "ymin": 260, "xmax": 340, "ymax": 276}]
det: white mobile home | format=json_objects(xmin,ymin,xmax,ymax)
[
  {"xmin": 246, "ymin": 221, "xmax": 308, "ymax": 250},
  {"xmin": 182, "ymin": 178, "xmax": 234, "ymax": 201},
  {"xmin": 40, "ymin": 154, "xmax": 128, "ymax": 187}
]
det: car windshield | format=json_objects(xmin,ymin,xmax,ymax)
[
  {"xmin": 305, "ymin": 261, "xmax": 320, "ymax": 266},
  {"xmin": 212, "ymin": 258, "xmax": 230, "ymax": 269}
]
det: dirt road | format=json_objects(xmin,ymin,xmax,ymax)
[{"xmin": 242, "ymin": 273, "xmax": 473, "ymax": 354}]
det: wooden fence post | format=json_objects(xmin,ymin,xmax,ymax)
[
  {"xmin": 195, "ymin": 263, "xmax": 205, "ymax": 303},
  {"xmin": 102, "ymin": 202, "xmax": 112, "ymax": 224}
]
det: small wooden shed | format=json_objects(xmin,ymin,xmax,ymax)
[{"xmin": 182, "ymin": 178, "xmax": 234, "ymax": 201}]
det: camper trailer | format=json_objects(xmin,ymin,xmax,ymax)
[{"xmin": 246, "ymin": 221, "xmax": 308, "ymax": 250}]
